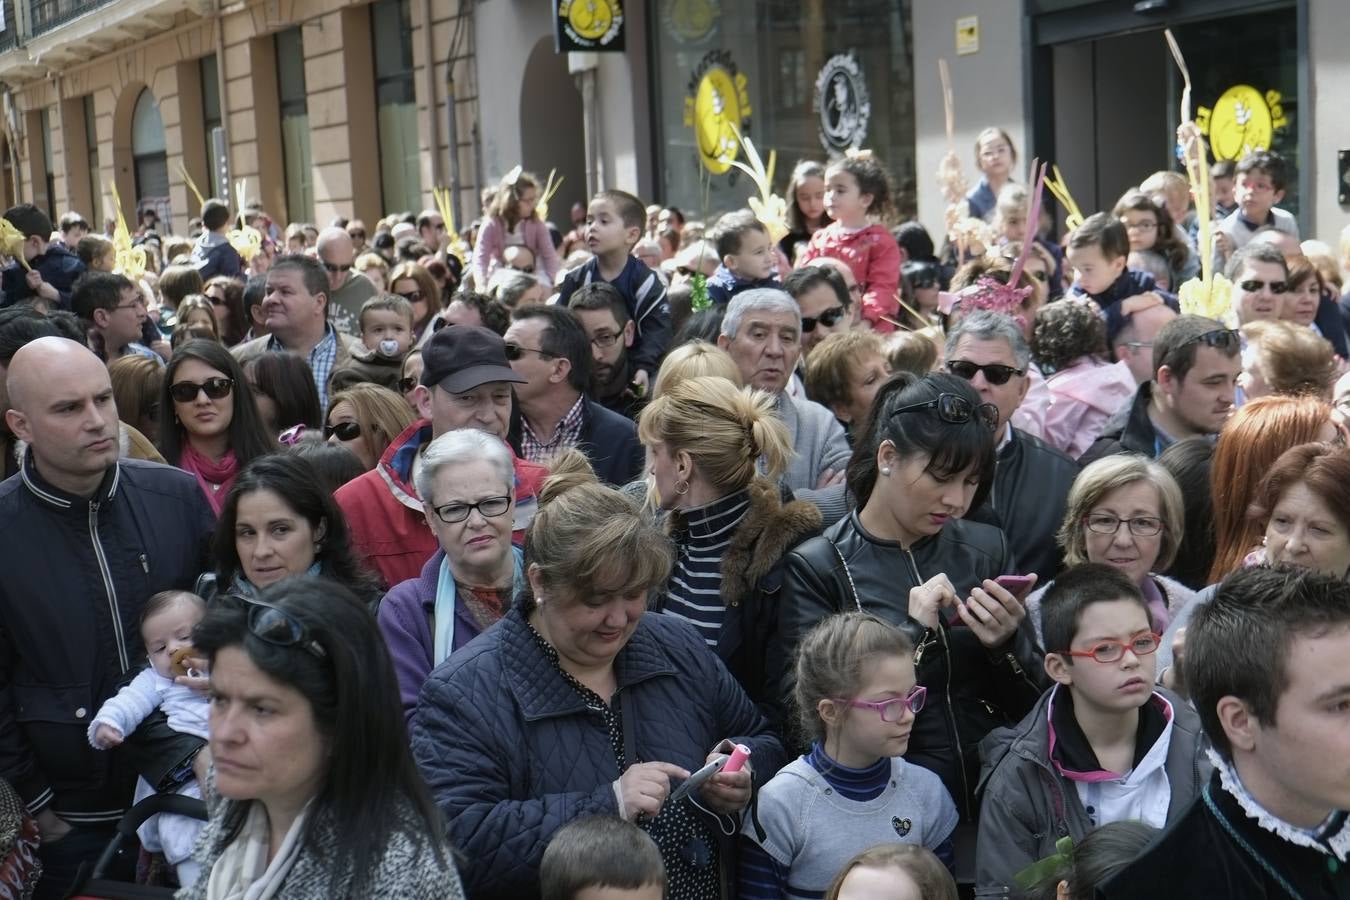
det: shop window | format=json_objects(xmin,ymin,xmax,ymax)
[
  {"xmin": 276, "ymin": 27, "xmax": 314, "ymax": 224},
  {"xmin": 649, "ymin": 0, "xmax": 916, "ymax": 218},
  {"xmin": 131, "ymin": 90, "xmax": 169, "ymax": 229},
  {"xmin": 372, "ymin": 0, "xmax": 420, "ymax": 215},
  {"xmin": 84, "ymin": 96, "xmax": 101, "ymax": 227}
]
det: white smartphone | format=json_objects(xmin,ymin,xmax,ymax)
[{"xmin": 668, "ymin": 755, "xmax": 727, "ymax": 805}]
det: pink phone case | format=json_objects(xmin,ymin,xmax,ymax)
[
  {"xmin": 722, "ymin": 744, "xmax": 751, "ymax": 774},
  {"xmin": 995, "ymin": 575, "xmax": 1035, "ymax": 599}
]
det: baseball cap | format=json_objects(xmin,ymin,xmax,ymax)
[{"xmin": 421, "ymin": 324, "xmax": 525, "ymax": 394}]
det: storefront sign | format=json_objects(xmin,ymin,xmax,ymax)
[
  {"xmin": 814, "ymin": 53, "xmax": 871, "ymax": 154},
  {"xmin": 683, "ymin": 50, "xmax": 752, "ymax": 175},
  {"xmin": 662, "ymin": 0, "xmax": 719, "ymax": 43},
  {"xmin": 1196, "ymin": 84, "xmax": 1288, "ymax": 161},
  {"xmin": 956, "ymin": 16, "xmax": 979, "ymax": 55},
  {"xmin": 555, "ymin": 0, "xmax": 625, "ymax": 53}
]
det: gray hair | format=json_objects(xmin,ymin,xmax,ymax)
[
  {"xmin": 414, "ymin": 428, "xmax": 515, "ymax": 506},
  {"xmin": 945, "ymin": 310, "xmax": 1031, "ymax": 369},
  {"xmin": 720, "ymin": 288, "xmax": 801, "ymax": 339},
  {"xmin": 488, "ymin": 268, "xmax": 540, "ymax": 308}
]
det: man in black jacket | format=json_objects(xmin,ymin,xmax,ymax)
[
  {"xmin": 504, "ymin": 304, "xmax": 643, "ymax": 485},
  {"xmin": 0, "ymin": 337, "xmax": 214, "ymax": 896},
  {"xmin": 945, "ymin": 312, "xmax": 1077, "ymax": 583},
  {"xmin": 0, "ymin": 204, "xmax": 86, "ymax": 310}
]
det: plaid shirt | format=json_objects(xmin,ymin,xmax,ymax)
[
  {"xmin": 270, "ymin": 325, "xmax": 338, "ymax": 410},
  {"xmin": 520, "ymin": 394, "xmax": 586, "ymax": 463}
]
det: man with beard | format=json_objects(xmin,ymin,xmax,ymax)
[{"xmin": 567, "ymin": 282, "xmax": 646, "ymax": 420}]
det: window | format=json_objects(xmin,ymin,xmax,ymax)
[
  {"xmin": 84, "ymin": 96, "xmax": 101, "ymax": 227},
  {"xmin": 372, "ymin": 0, "xmax": 420, "ymax": 214},
  {"xmin": 276, "ymin": 27, "xmax": 314, "ymax": 223},
  {"xmin": 131, "ymin": 89, "xmax": 169, "ymax": 229},
  {"xmin": 37, "ymin": 107, "xmax": 54, "ymax": 221},
  {"xmin": 200, "ymin": 54, "xmax": 222, "ymax": 197}
]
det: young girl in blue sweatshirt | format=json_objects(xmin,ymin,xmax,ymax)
[{"xmin": 739, "ymin": 613, "xmax": 958, "ymax": 899}]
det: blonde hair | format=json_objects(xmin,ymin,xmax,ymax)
[
  {"xmin": 523, "ymin": 450, "xmax": 673, "ymax": 605},
  {"xmin": 650, "ymin": 340, "xmax": 742, "ymax": 399},
  {"xmin": 326, "ymin": 382, "xmax": 416, "ymax": 463},
  {"xmin": 826, "ymin": 844, "xmax": 957, "ymax": 900},
  {"xmin": 1301, "ymin": 240, "xmax": 1343, "ymax": 293},
  {"xmin": 1058, "ymin": 456, "xmax": 1184, "ymax": 571},
  {"xmin": 793, "ymin": 613, "xmax": 913, "ymax": 747},
  {"xmin": 885, "ymin": 329, "xmax": 942, "ymax": 376},
  {"xmin": 1242, "ymin": 320, "xmax": 1337, "ymax": 398},
  {"xmin": 638, "ymin": 376, "xmax": 791, "ymax": 489},
  {"xmin": 804, "ymin": 331, "xmax": 886, "ymax": 418}
]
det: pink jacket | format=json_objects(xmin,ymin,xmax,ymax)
[
  {"xmin": 1043, "ymin": 358, "xmax": 1138, "ymax": 458},
  {"xmin": 799, "ymin": 223, "xmax": 901, "ymax": 332},
  {"xmin": 471, "ymin": 216, "xmax": 561, "ymax": 288}
]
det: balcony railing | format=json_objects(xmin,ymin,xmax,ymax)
[{"xmin": 28, "ymin": 0, "xmax": 112, "ymax": 37}]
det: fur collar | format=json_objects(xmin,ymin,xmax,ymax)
[{"xmin": 710, "ymin": 478, "xmax": 821, "ymax": 608}]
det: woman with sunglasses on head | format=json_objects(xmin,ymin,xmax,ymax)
[
  {"xmin": 324, "ymin": 382, "xmax": 415, "ymax": 472},
  {"xmin": 775, "ymin": 371, "xmax": 1045, "ymax": 832},
  {"xmin": 161, "ymin": 340, "xmax": 275, "ymax": 515},
  {"xmin": 180, "ymin": 578, "xmax": 464, "ymax": 898},
  {"xmin": 200, "ymin": 454, "xmax": 383, "ymax": 607},
  {"xmin": 379, "ymin": 428, "xmax": 524, "ymax": 723}
]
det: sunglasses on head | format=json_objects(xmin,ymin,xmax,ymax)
[
  {"xmin": 801, "ymin": 306, "xmax": 847, "ymax": 332},
  {"xmin": 238, "ymin": 595, "xmax": 327, "ymax": 660},
  {"xmin": 892, "ymin": 392, "xmax": 999, "ymax": 430},
  {"xmin": 946, "ymin": 359, "xmax": 1026, "ymax": 386},
  {"xmin": 1180, "ymin": 328, "xmax": 1241, "ymax": 353},
  {"xmin": 324, "ymin": 421, "xmax": 361, "ymax": 441},
  {"xmin": 170, "ymin": 376, "xmax": 233, "ymax": 403}
]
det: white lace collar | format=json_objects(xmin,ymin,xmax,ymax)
[{"xmin": 1210, "ymin": 748, "xmax": 1350, "ymax": 861}]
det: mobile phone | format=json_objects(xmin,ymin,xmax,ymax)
[
  {"xmin": 668, "ymin": 755, "xmax": 727, "ymax": 805},
  {"xmin": 994, "ymin": 574, "xmax": 1036, "ymax": 600}
]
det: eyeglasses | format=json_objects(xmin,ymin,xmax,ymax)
[
  {"xmin": 206, "ymin": 295, "xmax": 226, "ymax": 307},
  {"xmin": 1026, "ymin": 269, "xmax": 1048, "ymax": 283},
  {"xmin": 835, "ymin": 686, "xmax": 927, "ymax": 722},
  {"xmin": 348, "ymin": 230, "xmax": 366, "ymax": 240},
  {"xmin": 431, "ymin": 495, "xmax": 512, "ymax": 524},
  {"xmin": 170, "ymin": 377, "xmax": 234, "ymax": 403},
  {"xmin": 891, "ymin": 392, "xmax": 999, "ymax": 431},
  {"xmin": 1060, "ymin": 631, "xmax": 1161, "ymax": 664},
  {"xmin": 1237, "ymin": 279, "xmax": 1288, "ymax": 295},
  {"xmin": 946, "ymin": 359, "xmax": 1027, "ymax": 386},
  {"xmin": 802, "ymin": 306, "xmax": 847, "ymax": 333},
  {"xmin": 398, "ymin": 376, "xmax": 419, "ymax": 393},
  {"xmin": 1122, "ymin": 220, "xmax": 1158, "ymax": 232},
  {"xmin": 325, "ymin": 421, "xmax": 361, "ymax": 441},
  {"xmin": 112, "ymin": 300, "xmax": 147, "ymax": 311},
  {"xmin": 1121, "ymin": 340, "xmax": 1154, "ymax": 351},
  {"xmin": 1180, "ymin": 329, "xmax": 1241, "ymax": 353},
  {"xmin": 1085, "ymin": 513, "xmax": 1164, "ymax": 537},
  {"xmin": 590, "ymin": 331, "xmax": 622, "ymax": 349},
  {"xmin": 278, "ymin": 424, "xmax": 307, "ymax": 446},
  {"xmin": 509, "ymin": 265, "xmax": 536, "ymax": 274},
  {"xmin": 398, "ymin": 290, "xmax": 426, "ymax": 304},
  {"xmin": 240, "ymin": 595, "xmax": 327, "ymax": 660},
  {"xmin": 322, "ymin": 262, "xmax": 353, "ymax": 274},
  {"xmin": 504, "ymin": 343, "xmax": 553, "ymax": 361}
]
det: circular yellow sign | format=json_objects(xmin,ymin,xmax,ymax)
[
  {"xmin": 1207, "ymin": 84, "xmax": 1273, "ymax": 161},
  {"xmin": 568, "ymin": 0, "xmax": 615, "ymax": 41},
  {"xmin": 693, "ymin": 67, "xmax": 742, "ymax": 175},
  {"xmin": 665, "ymin": 0, "xmax": 718, "ymax": 42}
]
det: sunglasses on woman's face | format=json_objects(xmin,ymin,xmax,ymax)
[
  {"xmin": 325, "ymin": 421, "xmax": 361, "ymax": 441},
  {"xmin": 170, "ymin": 377, "xmax": 233, "ymax": 404},
  {"xmin": 801, "ymin": 306, "xmax": 847, "ymax": 333}
]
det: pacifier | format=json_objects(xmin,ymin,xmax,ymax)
[{"xmin": 378, "ymin": 338, "xmax": 401, "ymax": 357}]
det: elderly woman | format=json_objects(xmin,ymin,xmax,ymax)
[
  {"xmin": 379, "ymin": 428, "xmax": 524, "ymax": 722},
  {"xmin": 182, "ymin": 578, "xmax": 464, "ymax": 897},
  {"xmin": 803, "ymin": 330, "xmax": 891, "ymax": 438},
  {"xmin": 1025, "ymin": 454, "xmax": 1193, "ymax": 648},
  {"xmin": 412, "ymin": 452, "xmax": 783, "ymax": 899}
]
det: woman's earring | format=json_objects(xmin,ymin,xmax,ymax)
[
  {"xmin": 675, "ymin": 479, "xmax": 689, "ymax": 495},
  {"xmin": 880, "ymin": 467, "xmax": 891, "ymax": 476}
]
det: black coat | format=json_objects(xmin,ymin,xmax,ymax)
[
  {"xmin": 776, "ymin": 512, "xmax": 1046, "ymax": 820},
  {"xmin": 0, "ymin": 457, "xmax": 215, "ymax": 821},
  {"xmin": 967, "ymin": 428, "xmax": 1077, "ymax": 582},
  {"xmin": 0, "ymin": 244, "xmax": 86, "ymax": 309},
  {"xmin": 1079, "ymin": 382, "xmax": 1161, "ymax": 466},
  {"xmin": 575, "ymin": 396, "xmax": 645, "ymax": 486}
]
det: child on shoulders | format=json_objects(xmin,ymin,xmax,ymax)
[
  {"xmin": 471, "ymin": 169, "xmax": 562, "ymax": 287},
  {"xmin": 1067, "ymin": 213, "xmax": 1179, "ymax": 340},
  {"xmin": 1214, "ymin": 150, "xmax": 1299, "ymax": 270},
  {"xmin": 706, "ymin": 210, "xmax": 781, "ymax": 305}
]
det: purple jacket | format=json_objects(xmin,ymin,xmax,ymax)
[{"xmin": 377, "ymin": 547, "xmax": 522, "ymax": 724}]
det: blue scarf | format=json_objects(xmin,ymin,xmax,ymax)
[
  {"xmin": 234, "ymin": 561, "xmax": 324, "ymax": 598},
  {"xmin": 434, "ymin": 546, "xmax": 524, "ymax": 666}
]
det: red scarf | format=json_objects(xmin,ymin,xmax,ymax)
[{"xmin": 179, "ymin": 443, "xmax": 240, "ymax": 516}]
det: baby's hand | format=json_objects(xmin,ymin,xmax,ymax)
[{"xmin": 94, "ymin": 724, "xmax": 123, "ymax": 748}]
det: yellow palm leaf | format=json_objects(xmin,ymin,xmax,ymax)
[{"xmin": 0, "ymin": 218, "xmax": 31, "ymax": 270}]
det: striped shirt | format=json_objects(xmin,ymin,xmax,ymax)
[
  {"xmin": 270, "ymin": 325, "xmax": 338, "ymax": 411},
  {"xmin": 661, "ymin": 488, "xmax": 750, "ymax": 647}
]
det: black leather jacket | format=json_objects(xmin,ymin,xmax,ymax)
[
  {"xmin": 967, "ymin": 427, "xmax": 1078, "ymax": 583},
  {"xmin": 774, "ymin": 512, "xmax": 1046, "ymax": 820}
]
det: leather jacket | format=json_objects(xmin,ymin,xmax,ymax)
[
  {"xmin": 775, "ymin": 512, "xmax": 1046, "ymax": 820},
  {"xmin": 967, "ymin": 427, "xmax": 1078, "ymax": 582}
]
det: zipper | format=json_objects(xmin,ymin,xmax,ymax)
[{"xmin": 89, "ymin": 501, "xmax": 130, "ymax": 672}]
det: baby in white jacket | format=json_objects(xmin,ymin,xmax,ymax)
[{"xmin": 89, "ymin": 590, "xmax": 209, "ymax": 886}]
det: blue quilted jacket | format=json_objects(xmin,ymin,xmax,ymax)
[{"xmin": 411, "ymin": 606, "xmax": 785, "ymax": 899}]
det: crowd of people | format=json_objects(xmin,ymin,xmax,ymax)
[{"xmin": 0, "ymin": 126, "xmax": 1347, "ymax": 900}]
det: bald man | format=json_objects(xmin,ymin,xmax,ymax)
[
  {"xmin": 0, "ymin": 337, "xmax": 214, "ymax": 894},
  {"xmin": 316, "ymin": 226, "xmax": 377, "ymax": 336}
]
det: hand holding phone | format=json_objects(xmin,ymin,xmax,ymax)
[
  {"xmin": 994, "ymin": 574, "xmax": 1036, "ymax": 601},
  {"xmin": 668, "ymin": 755, "xmax": 727, "ymax": 806}
]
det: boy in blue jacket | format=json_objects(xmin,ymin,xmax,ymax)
[
  {"xmin": 1068, "ymin": 213, "xmax": 1179, "ymax": 343},
  {"xmin": 706, "ymin": 209, "xmax": 780, "ymax": 306}
]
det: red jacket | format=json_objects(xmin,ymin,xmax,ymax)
[
  {"xmin": 335, "ymin": 419, "xmax": 549, "ymax": 588},
  {"xmin": 800, "ymin": 223, "xmax": 902, "ymax": 332}
]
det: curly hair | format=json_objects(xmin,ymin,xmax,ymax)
[
  {"xmin": 1032, "ymin": 299, "xmax": 1107, "ymax": 374},
  {"xmin": 825, "ymin": 153, "xmax": 896, "ymax": 224}
]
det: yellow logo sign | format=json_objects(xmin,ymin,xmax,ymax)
[
  {"xmin": 683, "ymin": 50, "xmax": 752, "ymax": 175},
  {"xmin": 663, "ymin": 0, "xmax": 719, "ymax": 43},
  {"xmin": 558, "ymin": 0, "xmax": 623, "ymax": 46},
  {"xmin": 1196, "ymin": 85, "xmax": 1288, "ymax": 161}
]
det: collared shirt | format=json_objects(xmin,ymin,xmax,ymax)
[
  {"xmin": 520, "ymin": 394, "xmax": 586, "ymax": 463},
  {"xmin": 270, "ymin": 325, "xmax": 338, "ymax": 410}
]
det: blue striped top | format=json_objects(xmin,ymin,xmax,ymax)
[{"xmin": 662, "ymin": 488, "xmax": 750, "ymax": 647}]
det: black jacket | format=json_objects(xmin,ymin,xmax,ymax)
[
  {"xmin": 1, "ymin": 244, "xmax": 86, "ymax": 309},
  {"xmin": 1079, "ymin": 382, "xmax": 1162, "ymax": 466},
  {"xmin": 575, "ymin": 396, "xmax": 644, "ymax": 486},
  {"xmin": 1097, "ymin": 770, "xmax": 1350, "ymax": 900},
  {"xmin": 0, "ymin": 457, "xmax": 215, "ymax": 821},
  {"xmin": 968, "ymin": 428, "xmax": 1077, "ymax": 582},
  {"xmin": 776, "ymin": 512, "xmax": 1045, "ymax": 820}
]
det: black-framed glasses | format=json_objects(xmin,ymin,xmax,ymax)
[
  {"xmin": 1084, "ymin": 513, "xmax": 1164, "ymax": 537},
  {"xmin": 946, "ymin": 360, "xmax": 1026, "ymax": 386},
  {"xmin": 1061, "ymin": 631, "xmax": 1161, "ymax": 664},
  {"xmin": 1238, "ymin": 279, "xmax": 1288, "ymax": 294},
  {"xmin": 322, "ymin": 262, "xmax": 353, "ymax": 274},
  {"xmin": 325, "ymin": 421, "xmax": 361, "ymax": 441},
  {"xmin": 431, "ymin": 495, "xmax": 511, "ymax": 524},
  {"xmin": 1180, "ymin": 329, "xmax": 1241, "ymax": 353},
  {"xmin": 504, "ymin": 343, "xmax": 553, "ymax": 361},
  {"xmin": 802, "ymin": 306, "xmax": 846, "ymax": 333},
  {"xmin": 891, "ymin": 393, "xmax": 998, "ymax": 431},
  {"xmin": 241, "ymin": 595, "xmax": 327, "ymax": 660},
  {"xmin": 590, "ymin": 331, "xmax": 622, "ymax": 349},
  {"xmin": 170, "ymin": 377, "xmax": 234, "ymax": 403},
  {"xmin": 398, "ymin": 376, "xmax": 419, "ymax": 394}
]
